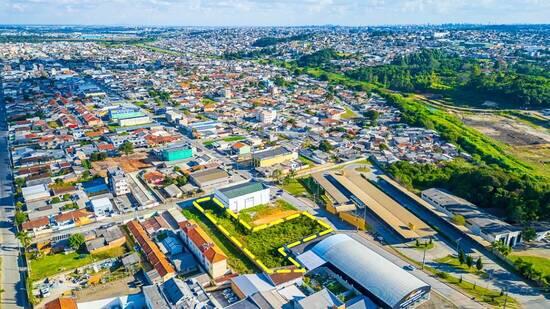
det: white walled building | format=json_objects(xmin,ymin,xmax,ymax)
[
  {"xmin": 107, "ymin": 166, "xmax": 130, "ymax": 196},
  {"xmin": 257, "ymin": 109, "xmax": 277, "ymax": 124},
  {"xmin": 214, "ymin": 181, "xmax": 270, "ymax": 213},
  {"xmin": 421, "ymin": 188, "xmax": 522, "ymax": 247}
]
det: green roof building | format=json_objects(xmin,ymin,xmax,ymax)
[{"xmin": 161, "ymin": 144, "xmax": 194, "ymax": 161}]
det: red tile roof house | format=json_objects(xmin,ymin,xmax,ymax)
[{"xmin": 21, "ymin": 216, "xmax": 51, "ymax": 236}]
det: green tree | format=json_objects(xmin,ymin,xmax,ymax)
[
  {"xmin": 16, "ymin": 231, "xmax": 31, "ymax": 248},
  {"xmin": 476, "ymin": 257, "xmax": 483, "ymax": 271},
  {"xmin": 521, "ymin": 227, "xmax": 537, "ymax": 242},
  {"xmin": 272, "ymin": 169, "xmax": 283, "ymax": 184},
  {"xmin": 68, "ymin": 233, "xmax": 85, "ymax": 251},
  {"xmin": 119, "ymin": 141, "xmax": 134, "ymax": 156},
  {"xmin": 452, "ymin": 214, "xmax": 466, "ymax": 226},
  {"xmin": 15, "ymin": 211, "xmax": 28, "ymax": 226},
  {"xmin": 319, "ymin": 140, "xmax": 334, "ymax": 152},
  {"xmin": 458, "ymin": 250, "xmax": 465, "ymax": 265},
  {"xmin": 466, "ymin": 255, "xmax": 474, "ymax": 268}
]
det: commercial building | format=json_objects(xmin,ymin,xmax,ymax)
[
  {"xmin": 161, "ymin": 144, "xmax": 194, "ymax": 162},
  {"xmin": 118, "ymin": 115, "xmax": 151, "ymax": 127},
  {"xmin": 297, "ymin": 234, "xmax": 431, "ymax": 309},
  {"xmin": 421, "ymin": 188, "xmax": 522, "ymax": 247},
  {"xmin": 107, "ymin": 166, "xmax": 130, "ymax": 196},
  {"xmin": 314, "ymin": 171, "xmax": 436, "ymax": 240},
  {"xmin": 252, "ymin": 147, "xmax": 297, "ymax": 168},
  {"xmin": 189, "ymin": 167, "xmax": 231, "ymax": 190},
  {"xmin": 108, "ymin": 107, "xmax": 145, "ymax": 121},
  {"xmin": 184, "ymin": 120, "xmax": 219, "ymax": 139},
  {"xmin": 178, "ymin": 220, "xmax": 228, "ymax": 279},
  {"xmin": 90, "ymin": 197, "xmax": 113, "ymax": 217},
  {"xmin": 257, "ymin": 109, "xmax": 277, "ymax": 124},
  {"xmin": 214, "ymin": 181, "xmax": 270, "ymax": 213}
]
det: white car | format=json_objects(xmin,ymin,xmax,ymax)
[{"xmin": 404, "ymin": 264, "xmax": 416, "ymax": 271}]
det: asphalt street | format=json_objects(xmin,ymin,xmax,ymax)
[{"xmin": 0, "ymin": 79, "xmax": 28, "ymax": 308}]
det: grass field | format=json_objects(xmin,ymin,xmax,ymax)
[
  {"xmin": 434, "ymin": 255, "xmax": 487, "ymax": 277},
  {"xmin": 30, "ymin": 252, "xmax": 95, "ymax": 282},
  {"xmin": 509, "ymin": 253, "xmax": 550, "ymax": 277},
  {"xmin": 182, "ymin": 206, "xmax": 258, "ymax": 274},
  {"xmin": 280, "ymin": 178, "xmax": 308, "ymax": 196},
  {"xmin": 29, "ymin": 246, "xmax": 128, "ymax": 282}
]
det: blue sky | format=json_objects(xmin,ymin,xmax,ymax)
[{"xmin": 0, "ymin": 0, "xmax": 548, "ymax": 26}]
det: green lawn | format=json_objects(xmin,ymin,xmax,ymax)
[
  {"xmin": 30, "ymin": 252, "xmax": 95, "ymax": 281},
  {"xmin": 29, "ymin": 246, "xmax": 128, "ymax": 282},
  {"xmin": 182, "ymin": 206, "xmax": 258, "ymax": 274},
  {"xmin": 298, "ymin": 155, "xmax": 316, "ymax": 167},
  {"xmin": 281, "ymin": 178, "xmax": 308, "ymax": 196},
  {"xmin": 509, "ymin": 254, "xmax": 550, "ymax": 277},
  {"xmin": 434, "ymin": 255, "xmax": 486, "ymax": 277},
  {"xmin": 222, "ymin": 135, "xmax": 245, "ymax": 142}
]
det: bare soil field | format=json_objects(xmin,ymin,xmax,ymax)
[
  {"xmin": 459, "ymin": 113, "xmax": 550, "ymax": 146},
  {"xmin": 75, "ymin": 276, "xmax": 140, "ymax": 303},
  {"xmin": 92, "ymin": 153, "xmax": 152, "ymax": 177},
  {"xmin": 252, "ymin": 209, "xmax": 301, "ymax": 226},
  {"xmin": 457, "ymin": 113, "xmax": 550, "ymax": 176}
]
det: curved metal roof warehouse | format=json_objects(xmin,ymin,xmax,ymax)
[{"xmin": 299, "ymin": 234, "xmax": 431, "ymax": 309}]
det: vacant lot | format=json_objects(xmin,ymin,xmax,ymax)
[
  {"xmin": 29, "ymin": 246, "xmax": 128, "ymax": 282},
  {"xmin": 92, "ymin": 152, "xmax": 152, "ymax": 176},
  {"xmin": 458, "ymin": 113, "xmax": 550, "ymax": 176},
  {"xmin": 509, "ymin": 251, "xmax": 550, "ymax": 278},
  {"xmin": 199, "ymin": 200, "xmax": 324, "ymax": 269}
]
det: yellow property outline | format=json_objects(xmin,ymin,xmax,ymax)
[{"xmin": 192, "ymin": 196, "xmax": 333, "ymax": 274}]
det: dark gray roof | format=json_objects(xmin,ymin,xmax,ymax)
[
  {"xmin": 252, "ymin": 147, "xmax": 291, "ymax": 160},
  {"xmin": 217, "ymin": 181, "xmax": 266, "ymax": 199}
]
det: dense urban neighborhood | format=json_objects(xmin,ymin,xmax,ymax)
[{"xmin": 0, "ymin": 23, "xmax": 549, "ymax": 309}]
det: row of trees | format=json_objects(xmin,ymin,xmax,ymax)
[
  {"xmin": 458, "ymin": 250, "xmax": 484, "ymax": 271},
  {"xmin": 346, "ymin": 49, "xmax": 549, "ymax": 108},
  {"xmin": 387, "ymin": 159, "xmax": 550, "ymax": 223}
]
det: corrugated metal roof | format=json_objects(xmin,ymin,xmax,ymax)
[
  {"xmin": 308, "ymin": 234, "xmax": 429, "ymax": 308},
  {"xmin": 217, "ymin": 181, "xmax": 266, "ymax": 199}
]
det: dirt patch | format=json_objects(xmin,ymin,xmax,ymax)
[
  {"xmin": 460, "ymin": 113, "xmax": 550, "ymax": 146},
  {"xmin": 252, "ymin": 209, "xmax": 301, "ymax": 226},
  {"xmin": 91, "ymin": 153, "xmax": 152, "ymax": 177},
  {"xmin": 75, "ymin": 276, "xmax": 139, "ymax": 303}
]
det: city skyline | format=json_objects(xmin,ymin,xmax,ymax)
[{"xmin": 1, "ymin": 0, "xmax": 549, "ymax": 26}]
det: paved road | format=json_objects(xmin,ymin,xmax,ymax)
[{"xmin": 0, "ymin": 79, "xmax": 28, "ymax": 308}]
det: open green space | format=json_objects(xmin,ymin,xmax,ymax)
[
  {"xmin": 509, "ymin": 254, "xmax": 550, "ymax": 278},
  {"xmin": 182, "ymin": 206, "xmax": 258, "ymax": 274},
  {"xmin": 29, "ymin": 246, "xmax": 128, "ymax": 282},
  {"xmin": 434, "ymin": 255, "xmax": 486, "ymax": 277},
  {"xmin": 280, "ymin": 178, "xmax": 308, "ymax": 196},
  {"xmin": 30, "ymin": 252, "xmax": 94, "ymax": 281},
  {"xmin": 298, "ymin": 155, "xmax": 316, "ymax": 167},
  {"xmin": 198, "ymin": 200, "xmax": 324, "ymax": 269}
]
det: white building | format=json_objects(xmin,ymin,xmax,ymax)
[
  {"xmin": 421, "ymin": 188, "xmax": 522, "ymax": 247},
  {"xmin": 107, "ymin": 166, "xmax": 130, "ymax": 196},
  {"xmin": 214, "ymin": 181, "xmax": 270, "ymax": 213},
  {"xmin": 257, "ymin": 109, "xmax": 277, "ymax": 124},
  {"xmin": 90, "ymin": 197, "xmax": 113, "ymax": 217}
]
